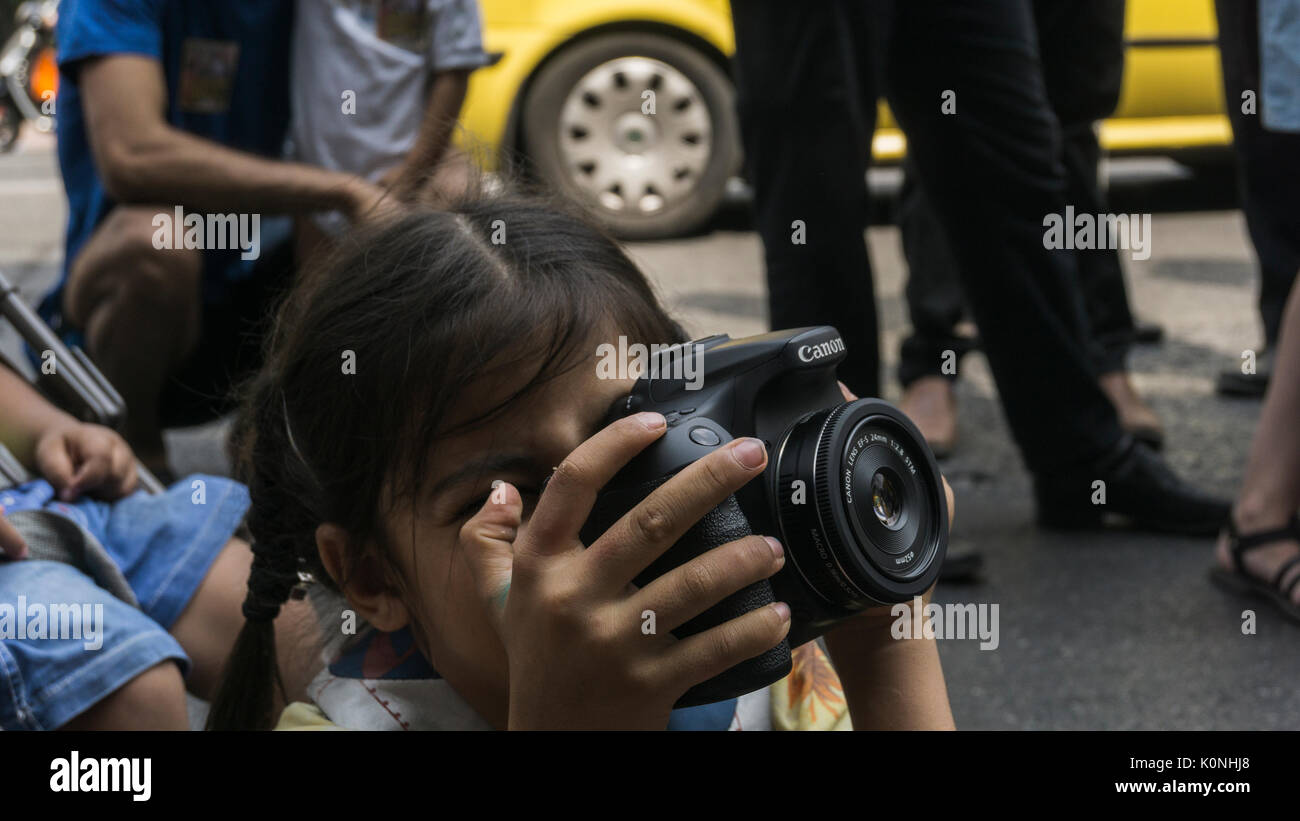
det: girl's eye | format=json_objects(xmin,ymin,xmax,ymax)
[{"xmin": 456, "ymin": 494, "xmax": 490, "ymax": 520}]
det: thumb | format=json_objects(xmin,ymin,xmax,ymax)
[
  {"xmin": 459, "ymin": 480, "xmax": 523, "ymax": 630},
  {"xmin": 35, "ymin": 433, "xmax": 76, "ymax": 498}
]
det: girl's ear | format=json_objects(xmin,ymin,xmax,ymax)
[{"xmin": 316, "ymin": 522, "xmax": 410, "ymax": 632}]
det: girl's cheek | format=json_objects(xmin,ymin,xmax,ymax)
[{"xmin": 419, "ymin": 532, "xmax": 471, "ymax": 618}]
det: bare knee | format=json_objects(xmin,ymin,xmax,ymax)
[
  {"xmin": 65, "ymin": 206, "xmax": 202, "ymax": 333},
  {"xmin": 60, "ymin": 661, "xmax": 189, "ymax": 730}
]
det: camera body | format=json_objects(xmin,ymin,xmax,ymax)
[{"xmin": 582, "ymin": 326, "xmax": 948, "ymax": 707}]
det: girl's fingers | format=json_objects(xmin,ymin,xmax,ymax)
[
  {"xmin": 631, "ymin": 535, "xmax": 784, "ymax": 635},
  {"xmin": 34, "ymin": 434, "xmax": 76, "ymax": 496},
  {"xmin": 459, "ymin": 480, "xmax": 524, "ymax": 632},
  {"xmin": 106, "ymin": 441, "xmax": 138, "ymax": 499},
  {"xmin": 0, "ymin": 508, "xmax": 28, "ymax": 560},
  {"xmin": 660, "ymin": 601, "xmax": 792, "ymax": 695},
  {"xmin": 519, "ymin": 412, "xmax": 667, "ymax": 558},
  {"xmin": 65, "ymin": 452, "xmax": 111, "ymax": 501},
  {"xmin": 587, "ymin": 437, "xmax": 768, "ymax": 592}
]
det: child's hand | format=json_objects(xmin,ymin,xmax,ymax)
[
  {"xmin": 34, "ymin": 422, "xmax": 138, "ymax": 502},
  {"xmin": 461, "ymin": 411, "xmax": 791, "ymax": 730},
  {"xmin": 0, "ymin": 507, "xmax": 28, "ymax": 559}
]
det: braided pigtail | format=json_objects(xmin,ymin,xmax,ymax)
[{"xmin": 206, "ymin": 358, "xmax": 330, "ymax": 729}]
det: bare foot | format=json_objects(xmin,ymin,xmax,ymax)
[
  {"xmin": 900, "ymin": 376, "xmax": 957, "ymax": 458},
  {"xmin": 1098, "ymin": 370, "xmax": 1164, "ymax": 448}
]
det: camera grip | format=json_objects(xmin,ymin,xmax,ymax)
[{"xmin": 581, "ymin": 475, "xmax": 793, "ymax": 708}]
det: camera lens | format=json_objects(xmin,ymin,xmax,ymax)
[
  {"xmin": 871, "ymin": 469, "xmax": 903, "ymax": 530},
  {"xmin": 772, "ymin": 399, "xmax": 947, "ymax": 611}
]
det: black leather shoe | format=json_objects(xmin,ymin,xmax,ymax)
[
  {"xmin": 1216, "ymin": 348, "xmax": 1272, "ymax": 398},
  {"xmin": 1035, "ymin": 438, "xmax": 1230, "ymax": 535},
  {"xmin": 1133, "ymin": 319, "xmax": 1164, "ymax": 345}
]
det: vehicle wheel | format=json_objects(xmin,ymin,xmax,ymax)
[
  {"xmin": 522, "ymin": 32, "xmax": 739, "ymax": 240},
  {"xmin": 0, "ymin": 102, "xmax": 19, "ymax": 153}
]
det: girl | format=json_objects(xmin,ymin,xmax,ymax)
[{"xmin": 208, "ymin": 193, "xmax": 955, "ymax": 730}]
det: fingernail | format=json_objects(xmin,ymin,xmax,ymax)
[
  {"xmin": 635, "ymin": 412, "xmax": 666, "ymax": 430},
  {"xmin": 732, "ymin": 437, "xmax": 766, "ymax": 469},
  {"xmin": 764, "ymin": 536, "xmax": 784, "ymax": 561},
  {"xmin": 771, "ymin": 602, "xmax": 791, "ymax": 622}
]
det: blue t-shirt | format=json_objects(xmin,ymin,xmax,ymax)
[{"xmin": 43, "ymin": 0, "xmax": 294, "ymax": 326}]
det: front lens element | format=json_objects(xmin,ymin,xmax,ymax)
[{"xmin": 871, "ymin": 468, "xmax": 903, "ymax": 530}]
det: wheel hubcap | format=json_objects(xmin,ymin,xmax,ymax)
[{"xmin": 558, "ymin": 56, "xmax": 712, "ymax": 217}]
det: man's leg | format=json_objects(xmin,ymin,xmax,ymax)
[
  {"xmin": 63, "ymin": 206, "xmax": 202, "ymax": 473},
  {"xmin": 732, "ymin": 0, "xmax": 881, "ymax": 397},
  {"xmin": 881, "ymin": 0, "xmax": 1227, "ymax": 531},
  {"xmin": 1034, "ymin": 0, "xmax": 1164, "ymax": 447},
  {"xmin": 882, "ymin": 0, "xmax": 1113, "ymax": 473},
  {"xmin": 896, "ymin": 158, "xmax": 969, "ymax": 456},
  {"xmin": 1034, "ymin": 0, "xmax": 1133, "ymax": 377}
]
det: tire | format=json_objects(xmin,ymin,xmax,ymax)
[{"xmin": 522, "ymin": 32, "xmax": 739, "ymax": 240}]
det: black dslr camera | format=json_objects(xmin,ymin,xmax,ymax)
[{"xmin": 582, "ymin": 327, "xmax": 947, "ymax": 707}]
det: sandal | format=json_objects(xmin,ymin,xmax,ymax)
[{"xmin": 1209, "ymin": 514, "xmax": 1300, "ymax": 625}]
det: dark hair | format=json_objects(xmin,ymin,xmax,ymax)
[{"xmin": 206, "ymin": 193, "xmax": 683, "ymax": 729}]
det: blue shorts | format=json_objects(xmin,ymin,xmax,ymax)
[{"xmin": 0, "ymin": 475, "xmax": 250, "ymax": 729}]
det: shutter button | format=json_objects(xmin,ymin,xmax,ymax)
[{"xmin": 688, "ymin": 427, "xmax": 721, "ymax": 446}]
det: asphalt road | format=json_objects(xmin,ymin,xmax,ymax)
[{"xmin": 1, "ymin": 130, "xmax": 1295, "ymax": 730}]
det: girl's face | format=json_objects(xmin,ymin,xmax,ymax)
[{"xmin": 346, "ymin": 345, "xmax": 636, "ymax": 728}]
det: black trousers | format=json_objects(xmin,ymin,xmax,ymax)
[
  {"xmin": 898, "ymin": 0, "xmax": 1134, "ymax": 387},
  {"xmin": 732, "ymin": 0, "xmax": 1124, "ymax": 474},
  {"xmin": 1215, "ymin": 0, "xmax": 1300, "ymax": 350}
]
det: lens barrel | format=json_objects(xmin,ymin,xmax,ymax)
[{"xmin": 773, "ymin": 399, "xmax": 946, "ymax": 609}]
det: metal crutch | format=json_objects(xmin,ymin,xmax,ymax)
[{"xmin": 0, "ymin": 269, "xmax": 165, "ymax": 494}]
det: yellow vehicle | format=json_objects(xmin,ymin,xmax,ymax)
[{"xmin": 461, "ymin": 0, "xmax": 1229, "ymax": 239}]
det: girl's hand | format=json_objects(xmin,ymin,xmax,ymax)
[
  {"xmin": 34, "ymin": 422, "xmax": 138, "ymax": 502},
  {"xmin": 0, "ymin": 507, "xmax": 27, "ymax": 560},
  {"xmin": 461, "ymin": 411, "xmax": 791, "ymax": 730}
]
